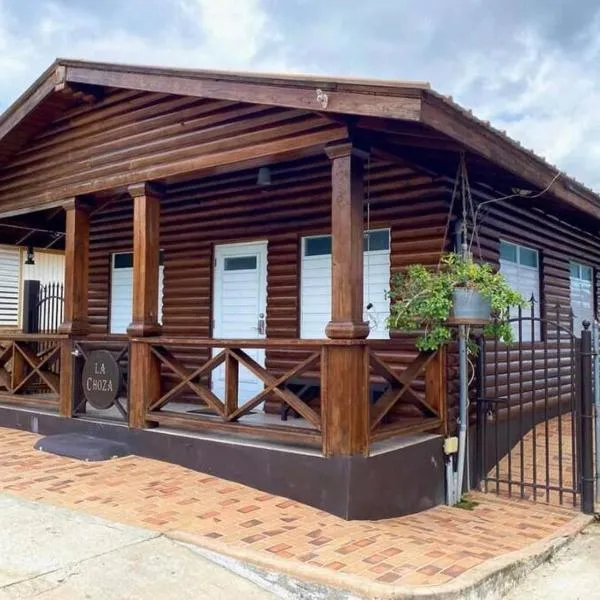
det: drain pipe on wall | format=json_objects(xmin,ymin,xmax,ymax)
[
  {"xmin": 453, "ymin": 218, "xmax": 470, "ymax": 501},
  {"xmin": 443, "ymin": 219, "xmax": 466, "ymax": 505},
  {"xmin": 456, "ymin": 324, "xmax": 469, "ymax": 499}
]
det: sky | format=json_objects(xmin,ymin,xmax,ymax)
[{"xmin": 0, "ymin": 0, "xmax": 599, "ymax": 189}]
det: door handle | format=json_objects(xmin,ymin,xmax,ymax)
[{"xmin": 257, "ymin": 313, "xmax": 265, "ymax": 335}]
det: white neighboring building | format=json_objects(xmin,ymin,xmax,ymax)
[{"xmin": 0, "ymin": 246, "xmax": 65, "ymax": 329}]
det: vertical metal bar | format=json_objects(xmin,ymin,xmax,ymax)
[
  {"xmin": 571, "ymin": 310, "xmax": 579, "ymax": 506},
  {"xmin": 493, "ymin": 327, "xmax": 500, "ymax": 495},
  {"xmin": 580, "ymin": 322, "xmax": 595, "ymax": 514},
  {"xmin": 476, "ymin": 336, "xmax": 485, "ymax": 489},
  {"xmin": 518, "ymin": 304, "xmax": 525, "ymax": 499},
  {"xmin": 593, "ymin": 322, "xmax": 600, "ymax": 503},
  {"xmin": 556, "ymin": 303, "xmax": 564, "ymax": 504},
  {"xmin": 506, "ymin": 328, "xmax": 513, "ymax": 497},
  {"xmin": 544, "ymin": 315, "xmax": 550, "ymax": 503},
  {"xmin": 530, "ymin": 295, "xmax": 537, "ymax": 500}
]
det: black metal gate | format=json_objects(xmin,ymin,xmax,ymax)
[
  {"xmin": 475, "ymin": 303, "xmax": 594, "ymax": 513},
  {"xmin": 23, "ymin": 280, "xmax": 64, "ymax": 335}
]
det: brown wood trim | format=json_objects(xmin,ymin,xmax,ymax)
[
  {"xmin": 65, "ymin": 64, "xmax": 423, "ymax": 121},
  {"xmin": 0, "ymin": 333, "xmax": 67, "ymax": 341},
  {"xmin": 421, "ymin": 93, "xmax": 600, "ymax": 220},
  {"xmin": 132, "ymin": 337, "xmax": 367, "ymax": 347},
  {"xmin": 0, "ymin": 73, "xmax": 56, "ymax": 141},
  {"xmin": 0, "ymin": 393, "xmax": 59, "ymax": 410},
  {"xmin": 148, "ymin": 409, "xmax": 322, "ymax": 447},
  {"xmin": 371, "ymin": 417, "xmax": 442, "ymax": 442}
]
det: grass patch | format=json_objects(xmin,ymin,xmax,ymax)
[{"xmin": 455, "ymin": 496, "xmax": 480, "ymax": 511}]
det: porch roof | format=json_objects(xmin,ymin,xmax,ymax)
[{"xmin": 1, "ymin": 58, "xmax": 599, "ymax": 220}]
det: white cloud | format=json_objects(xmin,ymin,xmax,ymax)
[{"xmin": 0, "ymin": 0, "xmax": 600, "ymax": 192}]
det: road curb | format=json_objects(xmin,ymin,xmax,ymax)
[{"xmin": 168, "ymin": 513, "xmax": 592, "ymax": 600}]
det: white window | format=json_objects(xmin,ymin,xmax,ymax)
[
  {"xmin": 0, "ymin": 246, "xmax": 21, "ymax": 327},
  {"xmin": 499, "ymin": 241, "xmax": 541, "ymax": 341},
  {"xmin": 300, "ymin": 230, "xmax": 391, "ymax": 339},
  {"xmin": 570, "ymin": 262, "xmax": 594, "ymax": 334},
  {"xmin": 110, "ymin": 252, "xmax": 164, "ymax": 334}
]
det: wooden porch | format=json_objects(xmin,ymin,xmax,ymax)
[{"xmin": 0, "ymin": 332, "xmax": 446, "ymax": 456}]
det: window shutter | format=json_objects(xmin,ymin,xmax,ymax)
[{"xmin": 0, "ymin": 247, "xmax": 21, "ymax": 327}]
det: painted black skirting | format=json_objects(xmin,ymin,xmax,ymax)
[{"xmin": 0, "ymin": 406, "xmax": 445, "ymax": 520}]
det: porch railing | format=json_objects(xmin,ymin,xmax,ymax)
[
  {"xmin": 0, "ymin": 332, "xmax": 447, "ymax": 453},
  {"xmin": 132, "ymin": 337, "xmax": 446, "ymax": 452},
  {"xmin": 0, "ymin": 333, "xmax": 64, "ymax": 410}
]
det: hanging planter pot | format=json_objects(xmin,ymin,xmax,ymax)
[{"xmin": 450, "ymin": 287, "xmax": 491, "ymax": 324}]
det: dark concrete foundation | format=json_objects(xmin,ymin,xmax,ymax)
[{"xmin": 0, "ymin": 405, "xmax": 445, "ymax": 520}]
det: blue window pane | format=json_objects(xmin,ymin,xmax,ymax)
[
  {"xmin": 224, "ymin": 256, "xmax": 257, "ymax": 271},
  {"xmin": 114, "ymin": 251, "xmax": 164, "ymax": 268},
  {"xmin": 305, "ymin": 236, "xmax": 332, "ymax": 257},
  {"xmin": 582, "ymin": 265, "xmax": 593, "ymax": 282},
  {"xmin": 499, "ymin": 241, "xmax": 517, "ymax": 263},
  {"xmin": 114, "ymin": 253, "xmax": 133, "ymax": 269},
  {"xmin": 519, "ymin": 247, "xmax": 538, "ymax": 268},
  {"xmin": 570, "ymin": 263, "xmax": 580, "ymax": 278},
  {"xmin": 364, "ymin": 230, "xmax": 390, "ymax": 251}
]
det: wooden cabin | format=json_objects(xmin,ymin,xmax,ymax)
[{"xmin": 0, "ymin": 59, "xmax": 598, "ymax": 519}]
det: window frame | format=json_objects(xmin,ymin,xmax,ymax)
[
  {"xmin": 569, "ymin": 260, "xmax": 595, "ymax": 333},
  {"xmin": 300, "ymin": 229, "xmax": 391, "ymax": 339},
  {"xmin": 498, "ymin": 240, "xmax": 542, "ymax": 341},
  {"xmin": 109, "ymin": 251, "xmax": 165, "ymax": 334}
]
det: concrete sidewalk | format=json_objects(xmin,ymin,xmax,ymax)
[{"xmin": 0, "ymin": 494, "xmax": 285, "ymax": 599}]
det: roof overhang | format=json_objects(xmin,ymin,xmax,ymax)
[{"xmin": 0, "ymin": 58, "xmax": 599, "ymax": 220}]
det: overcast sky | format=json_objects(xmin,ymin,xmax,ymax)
[{"xmin": 1, "ymin": 0, "xmax": 598, "ymax": 189}]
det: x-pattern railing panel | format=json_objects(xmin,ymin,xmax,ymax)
[
  {"xmin": 369, "ymin": 349, "xmax": 439, "ymax": 431},
  {"xmin": 13, "ymin": 342, "xmax": 60, "ymax": 395},
  {"xmin": 148, "ymin": 343, "xmax": 321, "ymax": 430}
]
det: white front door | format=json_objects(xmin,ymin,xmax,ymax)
[{"xmin": 212, "ymin": 242, "xmax": 268, "ymax": 404}]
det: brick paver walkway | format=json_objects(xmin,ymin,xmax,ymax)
[
  {"xmin": 487, "ymin": 414, "xmax": 579, "ymax": 507},
  {"xmin": 0, "ymin": 426, "xmax": 580, "ymax": 590}
]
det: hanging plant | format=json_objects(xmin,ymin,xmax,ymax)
[{"xmin": 386, "ymin": 253, "xmax": 527, "ymax": 352}]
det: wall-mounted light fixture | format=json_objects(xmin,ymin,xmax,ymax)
[
  {"xmin": 25, "ymin": 246, "xmax": 35, "ymax": 265},
  {"xmin": 257, "ymin": 166, "xmax": 272, "ymax": 187}
]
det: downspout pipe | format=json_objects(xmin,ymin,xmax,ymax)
[
  {"xmin": 456, "ymin": 325, "xmax": 468, "ymax": 498},
  {"xmin": 454, "ymin": 218, "xmax": 469, "ymax": 500}
]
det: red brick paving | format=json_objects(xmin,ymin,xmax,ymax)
[{"xmin": 0, "ymin": 426, "xmax": 580, "ymax": 588}]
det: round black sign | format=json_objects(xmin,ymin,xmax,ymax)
[{"xmin": 82, "ymin": 350, "xmax": 122, "ymax": 410}]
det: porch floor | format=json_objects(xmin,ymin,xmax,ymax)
[{"xmin": 0, "ymin": 426, "xmax": 584, "ymax": 595}]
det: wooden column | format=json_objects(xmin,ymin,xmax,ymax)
[
  {"xmin": 126, "ymin": 182, "xmax": 162, "ymax": 337},
  {"xmin": 321, "ymin": 142, "xmax": 370, "ymax": 456},
  {"xmin": 324, "ymin": 142, "xmax": 369, "ymax": 339},
  {"xmin": 58, "ymin": 199, "xmax": 90, "ymax": 336},
  {"xmin": 58, "ymin": 198, "xmax": 91, "ymax": 417},
  {"xmin": 127, "ymin": 182, "xmax": 162, "ymax": 428}
]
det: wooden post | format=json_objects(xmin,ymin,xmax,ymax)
[
  {"xmin": 11, "ymin": 344, "xmax": 27, "ymax": 391},
  {"xmin": 324, "ymin": 141, "xmax": 369, "ymax": 340},
  {"xmin": 321, "ymin": 343, "xmax": 369, "ymax": 456},
  {"xmin": 126, "ymin": 183, "xmax": 162, "ymax": 337},
  {"xmin": 58, "ymin": 198, "xmax": 91, "ymax": 417},
  {"xmin": 128, "ymin": 341, "xmax": 161, "ymax": 428},
  {"xmin": 425, "ymin": 347, "xmax": 447, "ymax": 434},
  {"xmin": 58, "ymin": 199, "xmax": 90, "ymax": 336},
  {"xmin": 321, "ymin": 141, "xmax": 370, "ymax": 456},
  {"xmin": 127, "ymin": 182, "xmax": 162, "ymax": 428},
  {"xmin": 224, "ymin": 351, "xmax": 239, "ymax": 417}
]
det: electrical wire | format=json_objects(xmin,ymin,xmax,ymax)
[{"xmin": 467, "ymin": 171, "xmax": 562, "ymax": 253}]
